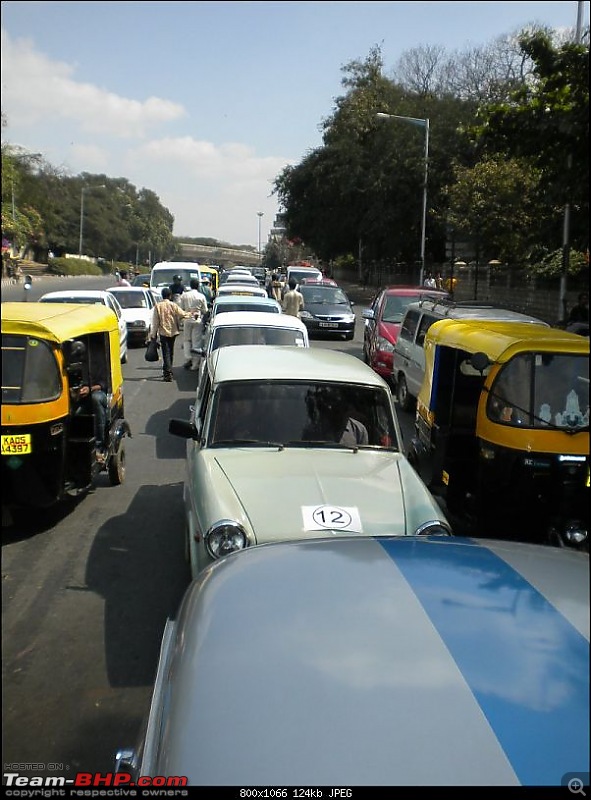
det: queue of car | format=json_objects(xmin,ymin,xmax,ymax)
[{"xmin": 3, "ymin": 263, "xmax": 588, "ymax": 787}]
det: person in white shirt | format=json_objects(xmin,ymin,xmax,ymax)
[
  {"xmin": 116, "ymin": 269, "xmax": 131, "ymax": 287},
  {"xmin": 180, "ymin": 278, "xmax": 208, "ymax": 370}
]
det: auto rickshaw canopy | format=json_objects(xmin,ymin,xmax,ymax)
[
  {"xmin": 418, "ymin": 317, "xmax": 589, "ymax": 455},
  {"xmin": 2, "ymin": 302, "xmax": 124, "ymax": 425}
]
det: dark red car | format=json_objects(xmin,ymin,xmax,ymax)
[{"xmin": 361, "ymin": 286, "xmax": 448, "ymax": 383}]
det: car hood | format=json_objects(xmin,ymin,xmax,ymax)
[
  {"xmin": 378, "ymin": 319, "xmax": 402, "ymax": 343},
  {"xmin": 207, "ymin": 448, "xmax": 447, "ymax": 538},
  {"xmin": 151, "ymin": 536, "xmax": 589, "ymax": 786}
]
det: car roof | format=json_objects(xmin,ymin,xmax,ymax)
[
  {"xmin": 406, "ymin": 298, "xmax": 548, "ymax": 324},
  {"xmin": 210, "ymin": 311, "xmax": 307, "ymax": 330},
  {"xmin": 381, "ymin": 286, "xmax": 449, "ymax": 297},
  {"xmin": 156, "ymin": 535, "xmax": 588, "ymax": 785},
  {"xmin": 427, "ymin": 318, "xmax": 589, "ymax": 361},
  {"xmin": 39, "ymin": 289, "xmax": 114, "ymax": 300},
  {"xmin": 208, "ymin": 344, "xmax": 389, "ymax": 386},
  {"xmin": 107, "ymin": 286, "xmax": 149, "ymax": 293}
]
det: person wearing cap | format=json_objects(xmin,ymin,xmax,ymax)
[
  {"xmin": 169, "ymin": 274, "xmax": 185, "ymax": 305},
  {"xmin": 200, "ymin": 275, "xmax": 214, "ymax": 307},
  {"xmin": 180, "ymin": 278, "xmax": 208, "ymax": 370}
]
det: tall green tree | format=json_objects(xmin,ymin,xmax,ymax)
[{"xmin": 473, "ymin": 30, "xmax": 589, "ymax": 252}]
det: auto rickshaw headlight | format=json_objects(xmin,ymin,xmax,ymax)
[
  {"xmin": 414, "ymin": 521, "xmax": 453, "ymax": 537},
  {"xmin": 205, "ymin": 520, "xmax": 248, "ymax": 558},
  {"xmin": 563, "ymin": 522, "xmax": 588, "ymax": 546}
]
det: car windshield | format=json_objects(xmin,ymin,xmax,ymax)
[
  {"xmin": 207, "ymin": 380, "xmax": 398, "ymax": 449},
  {"xmin": 211, "ymin": 326, "xmax": 306, "ymax": 350},
  {"xmin": 151, "ymin": 268, "xmax": 200, "ymax": 287},
  {"xmin": 1, "ymin": 334, "xmax": 62, "ymax": 404},
  {"xmin": 109, "ymin": 291, "xmax": 149, "ymax": 309},
  {"xmin": 300, "ymin": 287, "xmax": 349, "ymax": 305},
  {"xmin": 214, "ymin": 302, "xmax": 279, "ymax": 315},
  {"xmin": 382, "ymin": 294, "xmax": 421, "ymax": 323},
  {"xmin": 487, "ymin": 352, "xmax": 589, "ymax": 430}
]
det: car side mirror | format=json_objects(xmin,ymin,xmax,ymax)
[
  {"xmin": 169, "ymin": 418, "xmax": 199, "ymax": 440},
  {"xmin": 470, "ymin": 352, "xmax": 491, "ymax": 373}
]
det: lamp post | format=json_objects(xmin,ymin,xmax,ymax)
[
  {"xmin": 79, "ymin": 185, "xmax": 106, "ymax": 256},
  {"xmin": 377, "ymin": 112, "xmax": 430, "ymax": 286},
  {"xmin": 257, "ymin": 211, "xmax": 264, "ymax": 261}
]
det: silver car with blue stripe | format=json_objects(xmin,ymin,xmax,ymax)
[{"xmin": 116, "ymin": 535, "xmax": 589, "ymax": 786}]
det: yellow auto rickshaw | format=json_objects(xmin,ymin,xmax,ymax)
[
  {"xmin": 1, "ymin": 302, "xmax": 131, "ymax": 521},
  {"xmin": 408, "ymin": 318, "xmax": 589, "ymax": 549},
  {"xmin": 198, "ymin": 265, "xmax": 219, "ymax": 295}
]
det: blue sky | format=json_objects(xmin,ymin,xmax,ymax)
[{"xmin": 1, "ymin": 1, "xmax": 587, "ymax": 248}]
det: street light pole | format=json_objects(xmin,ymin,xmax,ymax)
[
  {"xmin": 377, "ymin": 112, "xmax": 430, "ymax": 286},
  {"xmin": 79, "ymin": 185, "xmax": 106, "ymax": 256},
  {"xmin": 257, "ymin": 211, "xmax": 264, "ymax": 261}
]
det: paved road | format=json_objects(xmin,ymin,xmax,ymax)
[{"xmin": 2, "ymin": 275, "xmax": 416, "ymax": 779}]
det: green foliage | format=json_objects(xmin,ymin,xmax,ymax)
[
  {"xmin": 445, "ymin": 156, "xmax": 543, "ymax": 263},
  {"xmin": 47, "ymin": 257, "xmax": 103, "ymax": 276},
  {"xmin": 531, "ymin": 248, "xmax": 588, "ymax": 278}
]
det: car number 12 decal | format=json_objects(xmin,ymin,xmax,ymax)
[{"xmin": 302, "ymin": 505, "xmax": 363, "ymax": 533}]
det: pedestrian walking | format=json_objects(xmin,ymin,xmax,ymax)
[
  {"xmin": 282, "ymin": 278, "xmax": 304, "ymax": 317},
  {"xmin": 180, "ymin": 278, "xmax": 208, "ymax": 370},
  {"xmin": 116, "ymin": 269, "xmax": 131, "ymax": 286},
  {"xmin": 149, "ymin": 287, "xmax": 193, "ymax": 381}
]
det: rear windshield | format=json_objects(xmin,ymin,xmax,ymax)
[
  {"xmin": 211, "ymin": 326, "xmax": 306, "ymax": 350},
  {"xmin": 1, "ymin": 334, "xmax": 62, "ymax": 404},
  {"xmin": 109, "ymin": 291, "xmax": 149, "ymax": 309},
  {"xmin": 214, "ymin": 303, "xmax": 279, "ymax": 315}
]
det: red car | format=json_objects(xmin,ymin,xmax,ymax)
[{"xmin": 361, "ymin": 286, "xmax": 448, "ymax": 383}]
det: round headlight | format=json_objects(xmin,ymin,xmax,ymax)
[
  {"xmin": 205, "ymin": 520, "xmax": 248, "ymax": 559},
  {"xmin": 563, "ymin": 521, "xmax": 588, "ymax": 546},
  {"xmin": 414, "ymin": 520, "xmax": 453, "ymax": 537}
]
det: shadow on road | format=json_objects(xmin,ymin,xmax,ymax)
[{"xmin": 85, "ymin": 482, "xmax": 190, "ymax": 688}]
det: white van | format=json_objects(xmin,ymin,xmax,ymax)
[
  {"xmin": 391, "ymin": 298, "xmax": 548, "ymax": 411},
  {"xmin": 286, "ymin": 265, "xmax": 322, "ymax": 286},
  {"xmin": 150, "ymin": 262, "xmax": 203, "ymax": 297}
]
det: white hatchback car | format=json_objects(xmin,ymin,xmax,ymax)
[
  {"xmin": 107, "ymin": 286, "xmax": 157, "ymax": 346},
  {"xmin": 38, "ymin": 289, "xmax": 128, "ymax": 363},
  {"xmin": 196, "ymin": 310, "xmax": 309, "ymax": 386}
]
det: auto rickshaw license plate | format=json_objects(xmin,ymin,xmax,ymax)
[{"xmin": 1, "ymin": 434, "xmax": 32, "ymax": 455}]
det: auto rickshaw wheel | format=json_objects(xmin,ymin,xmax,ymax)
[
  {"xmin": 396, "ymin": 375, "xmax": 413, "ymax": 411},
  {"xmin": 108, "ymin": 445, "xmax": 126, "ymax": 485}
]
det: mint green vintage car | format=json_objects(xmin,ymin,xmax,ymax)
[{"xmin": 169, "ymin": 345, "xmax": 451, "ymax": 577}]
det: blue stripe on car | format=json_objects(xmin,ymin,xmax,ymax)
[{"xmin": 379, "ymin": 538, "xmax": 589, "ymax": 785}]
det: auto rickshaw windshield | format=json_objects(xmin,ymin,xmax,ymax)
[
  {"xmin": 487, "ymin": 352, "xmax": 589, "ymax": 429},
  {"xmin": 2, "ymin": 334, "xmax": 62, "ymax": 403}
]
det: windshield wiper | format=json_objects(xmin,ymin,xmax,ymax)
[{"xmin": 211, "ymin": 439, "xmax": 284, "ymax": 449}]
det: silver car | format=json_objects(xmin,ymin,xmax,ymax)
[
  {"xmin": 169, "ymin": 345, "xmax": 451, "ymax": 578},
  {"xmin": 116, "ymin": 535, "xmax": 589, "ymax": 786}
]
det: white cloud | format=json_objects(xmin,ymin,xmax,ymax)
[
  {"xmin": 1, "ymin": 30, "xmax": 186, "ymax": 137},
  {"xmin": 0, "ymin": 28, "xmax": 291, "ymax": 244}
]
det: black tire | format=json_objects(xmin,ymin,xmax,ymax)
[
  {"xmin": 396, "ymin": 374, "xmax": 413, "ymax": 412},
  {"xmin": 108, "ymin": 445, "xmax": 125, "ymax": 485}
]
